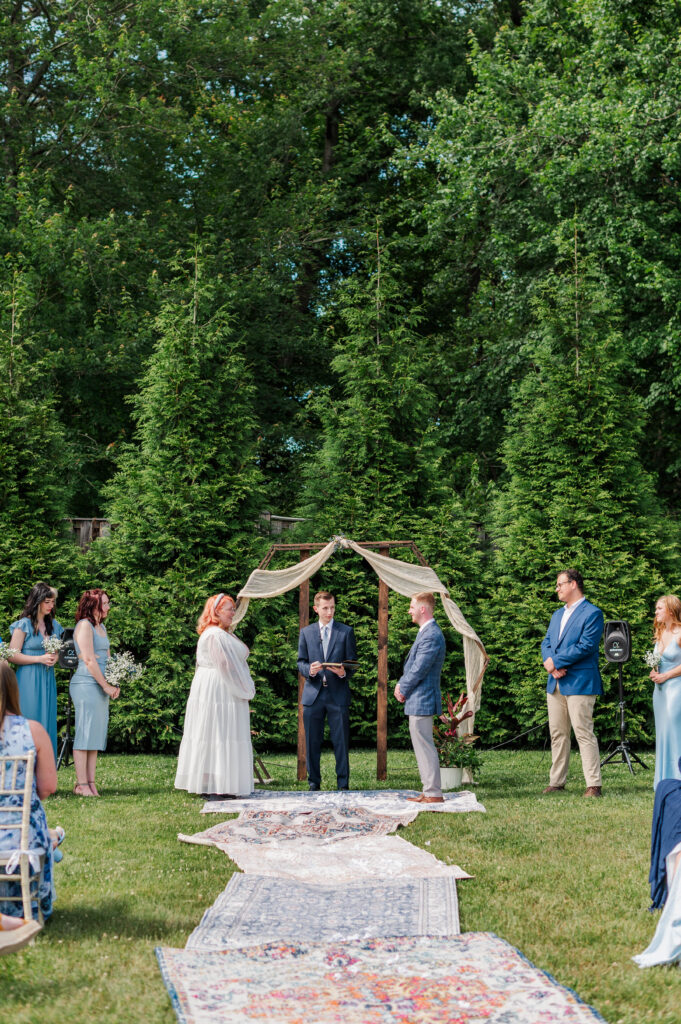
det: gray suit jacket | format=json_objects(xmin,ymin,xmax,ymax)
[{"xmin": 398, "ymin": 620, "xmax": 445, "ymax": 716}]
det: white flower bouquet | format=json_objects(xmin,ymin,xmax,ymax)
[
  {"xmin": 0, "ymin": 642, "xmax": 19, "ymax": 662},
  {"xmin": 106, "ymin": 651, "xmax": 144, "ymax": 688},
  {"xmin": 644, "ymin": 648, "xmax": 661, "ymax": 671},
  {"xmin": 42, "ymin": 635, "xmax": 65, "ymax": 655}
]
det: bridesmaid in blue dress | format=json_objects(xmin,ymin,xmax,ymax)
[
  {"xmin": 8, "ymin": 583, "xmax": 64, "ymax": 761},
  {"xmin": 650, "ymin": 595, "xmax": 681, "ymax": 788},
  {"xmin": 70, "ymin": 589, "xmax": 119, "ymax": 796}
]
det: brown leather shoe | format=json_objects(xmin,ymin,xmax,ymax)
[
  {"xmin": 421, "ymin": 796, "xmax": 445, "ymax": 803},
  {"xmin": 406, "ymin": 794, "xmax": 425, "ymax": 803},
  {"xmin": 584, "ymin": 786, "xmax": 602, "ymax": 797},
  {"xmin": 542, "ymin": 785, "xmax": 565, "ymax": 793}
]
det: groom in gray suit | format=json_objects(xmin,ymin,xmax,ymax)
[{"xmin": 394, "ymin": 591, "xmax": 446, "ymax": 804}]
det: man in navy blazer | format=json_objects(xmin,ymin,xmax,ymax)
[
  {"xmin": 394, "ymin": 591, "xmax": 446, "ymax": 804},
  {"xmin": 297, "ymin": 591, "xmax": 357, "ymax": 790},
  {"xmin": 541, "ymin": 568, "xmax": 604, "ymax": 797}
]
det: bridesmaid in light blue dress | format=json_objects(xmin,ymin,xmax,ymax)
[
  {"xmin": 70, "ymin": 589, "xmax": 119, "ymax": 796},
  {"xmin": 8, "ymin": 583, "xmax": 64, "ymax": 761},
  {"xmin": 650, "ymin": 595, "xmax": 681, "ymax": 788}
]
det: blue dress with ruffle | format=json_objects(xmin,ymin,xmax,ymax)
[{"xmin": 9, "ymin": 616, "xmax": 64, "ymax": 761}]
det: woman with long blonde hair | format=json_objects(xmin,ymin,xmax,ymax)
[
  {"xmin": 650, "ymin": 595, "xmax": 681, "ymax": 787},
  {"xmin": 174, "ymin": 594, "xmax": 255, "ymax": 797}
]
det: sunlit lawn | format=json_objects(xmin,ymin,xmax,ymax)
[{"xmin": 0, "ymin": 747, "xmax": 677, "ymax": 1024}]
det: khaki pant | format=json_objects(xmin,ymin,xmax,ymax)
[
  {"xmin": 547, "ymin": 685, "xmax": 601, "ymax": 788},
  {"xmin": 409, "ymin": 716, "xmax": 442, "ymax": 798}
]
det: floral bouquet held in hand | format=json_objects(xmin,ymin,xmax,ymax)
[
  {"xmin": 433, "ymin": 692, "xmax": 483, "ymax": 774},
  {"xmin": 106, "ymin": 651, "xmax": 144, "ymax": 689},
  {"xmin": 42, "ymin": 635, "xmax": 65, "ymax": 655},
  {"xmin": 644, "ymin": 649, "xmax": 661, "ymax": 671},
  {"xmin": 0, "ymin": 642, "xmax": 19, "ymax": 662}
]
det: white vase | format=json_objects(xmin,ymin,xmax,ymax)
[{"xmin": 440, "ymin": 765, "xmax": 463, "ymax": 790}]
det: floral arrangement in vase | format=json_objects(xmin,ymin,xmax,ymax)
[{"xmin": 433, "ymin": 692, "xmax": 482, "ymax": 775}]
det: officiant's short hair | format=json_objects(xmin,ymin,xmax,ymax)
[
  {"xmin": 413, "ymin": 591, "xmax": 435, "ymax": 611},
  {"xmin": 313, "ymin": 591, "xmax": 335, "ymax": 605}
]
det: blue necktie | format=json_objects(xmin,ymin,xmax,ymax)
[{"xmin": 322, "ymin": 625, "xmax": 330, "ymax": 659}]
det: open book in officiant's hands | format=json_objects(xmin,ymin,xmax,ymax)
[{"xmin": 319, "ymin": 660, "xmax": 359, "ymax": 668}]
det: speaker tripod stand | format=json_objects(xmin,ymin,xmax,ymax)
[
  {"xmin": 600, "ymin": 663, "xmax": 648, "ymax": 774},
  {"xmin": 57, "ymin": 676, "xmax": 74, "ymax": 770}
]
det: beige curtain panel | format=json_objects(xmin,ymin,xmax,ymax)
[{"xmin": 232, "ymin": 535, "xmax": 488, "ymax": 727}]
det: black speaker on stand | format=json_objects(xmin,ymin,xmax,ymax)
[
  {"xmin": 600, "ymin": 620, "xmax": 648, "ymax": 774},
  {"xmin": 57, "ymin": 628, "xmax": 78, "ymax": 770}
]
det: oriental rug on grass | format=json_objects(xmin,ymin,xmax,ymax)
[
  {"xmin": 179, "ymin": 806, "xmax": 417, "ymax": 849},
  {"xmin": 185, "ymin": 875, "xmax": 460, "ymax": 950},
  {"xmin": 201, "ymin": 788, "xmax": 485, "ymax": 816},
  {"xmin": 181, "ymin": 832, "xmax": 471, "ymax": 882},
  {"xmin": 157, "ymin": 932, "xmax": 606, "ymax": 1024}
]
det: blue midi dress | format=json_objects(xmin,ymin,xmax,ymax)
[
  {"xmin": 9, "ymin": 616, "xmax": 64, "ymax": 761},
  {"xmin": 653, "ymin": 637, "xmax": 681, "ymax": 788},
  {"xmin": 70, "ymin": 621, "xmax": 110, "ymax": 751},
  {"xmin": 0, "ymin": 714, "xmax": 54, "ymax": 920}
]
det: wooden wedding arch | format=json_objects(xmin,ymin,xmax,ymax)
[{"xmin": 247, "ymin": 539, "xmax": 486, "ymax": 782}]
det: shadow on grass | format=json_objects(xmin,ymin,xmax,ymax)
[{"xmin": 46, "ymin": 899, "xmax": 190, "ymax": 941}]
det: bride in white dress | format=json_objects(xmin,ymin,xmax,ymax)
[{"xmin": 174, "ymin": 593, "xmax": 255, "ymax": 796}]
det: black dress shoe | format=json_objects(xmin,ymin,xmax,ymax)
[
  {"xmin": 338, "ymin": 786, "xmax": 349, "ymax": 791},
  {"xmin": 308, "ymin": 784, "xmax": 320, "ymax": 791}
]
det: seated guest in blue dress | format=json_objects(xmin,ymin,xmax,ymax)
[
  {"xmin": 0, "ymin": 661, "xmax": 57, "ymax": 924},
  {"xmin": 649, "ymin": 595, "xmax": 681, "ymax": 788},
  {"xmin": 8, "ymin": 583, "xmax": 64, "ymax": 761},
  {"xmin": 70, "ymin": 589, "xmax": 120, "ymax": 797}
]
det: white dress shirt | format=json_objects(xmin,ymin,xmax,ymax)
[{"xmin": 559, "ymin": 596, "xmax": 585, "ymax": 638}]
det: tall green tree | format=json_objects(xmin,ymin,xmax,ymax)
[
  {"xmin": 293, "ymin": 237, "xmax": 483, "ymax": 744},
  {"xmin": 98, "ymin": 249, "xmax": 265, "ymax": 749},
  {"xmin": 481, "ymin": 252, "xmax": 678, "ymax": 743},
  {"xmin": 0, "ymin": 259, "xmax": 77, "ymax": 622}
]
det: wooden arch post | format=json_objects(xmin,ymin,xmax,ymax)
[{"xmin": 255, "ymin": 540, "xmax": 429, "ymax": 781}]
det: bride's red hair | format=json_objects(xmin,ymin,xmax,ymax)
[{"xmin": 197, "ymin": 593, "xmax": 235, "ymax": 635}]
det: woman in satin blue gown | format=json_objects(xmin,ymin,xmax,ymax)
[
  {"xmin": 8, "ymin": 583, "xmax": 64, "ymax": 761},
  {"xmin": 70, "ymin": 589, "xmax": 120, "ymax": 796},
  {"xmin": 650, "ymin": 595, "xmax": 681, "ymax": 788}
]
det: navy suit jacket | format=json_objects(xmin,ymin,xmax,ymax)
[
  {"xmin": 540, "ymin": 599, "xmax": 603, "ymax": 696},
  {"xmin": 397, "ymin": 620, "xmax": 446, "ymax": 716},
  {"xmin": 297, "ymin": 620, "xmax": 357, "ymax": 708}
]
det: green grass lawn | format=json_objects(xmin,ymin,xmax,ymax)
[{"xmin": 0, "ymin": 747, "xmax": 678, "ymax": 1024}]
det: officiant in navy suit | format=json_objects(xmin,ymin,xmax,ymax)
[
  {"xmin": 541, "ymin": 568, "xmax": 604, "ymax": 797},
  {"xmin": 297, "ymin": 591, "xmax": 357, "ymax": 791}
]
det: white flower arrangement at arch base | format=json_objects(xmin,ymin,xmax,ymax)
[{"xmin": 106, "ymin": 651, "xmax": 144, "ymax": 688}]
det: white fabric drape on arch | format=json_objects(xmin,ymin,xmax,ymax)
[{"xmin": 231, "ymin": 536, "xmax": 487, "ymax": 725}]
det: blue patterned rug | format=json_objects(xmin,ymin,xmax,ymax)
[
  {"xmin": 157, "ymin": 933, "xmax": 607, "ymax": 1024},
  {"xmin": 185, "ymin": 875, "xmax": 460, "ymax": 950}
]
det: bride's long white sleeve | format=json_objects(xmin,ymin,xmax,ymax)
[{"xmin": 199, "ymin": 628, "xmax": 255, "ymax": 700}]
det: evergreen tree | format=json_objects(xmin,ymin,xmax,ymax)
[
  {"xmin": 482, "ymin": 251, "xmax": 679, "ymax": 744},
  {"xmin": 98, "ymin": 250, "xmax": 264, "ymax": 750},
  {"xmin": 294, "ymin": 238, "xmax": 484, "ymax": 745},
  {"xmin": 0, "ymin": 263, "xmax": 76, "ymax": 623}
]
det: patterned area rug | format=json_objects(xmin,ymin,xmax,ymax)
[
  {"xmin": 209, "ymin": 833, "xmax": 471, "ymax": 882},
  {"xmin": 201, "ymin": 788, "xmax": 486, "ymax": 815},
  {"xmin": 157, "ymin": 932, "xmax": 606, "ymax": 1024},
  {"xmin": 179, "ymin": 806, "xmax": 417, "ymax": 849},
  {"xmin": 185, "ymin": 875, "xmax": 460, "ymax": 950}
]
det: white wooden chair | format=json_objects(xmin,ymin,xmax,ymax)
[{"xmin": 0, "ymin": 750, "xmax": 45, "ymax": 924}]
